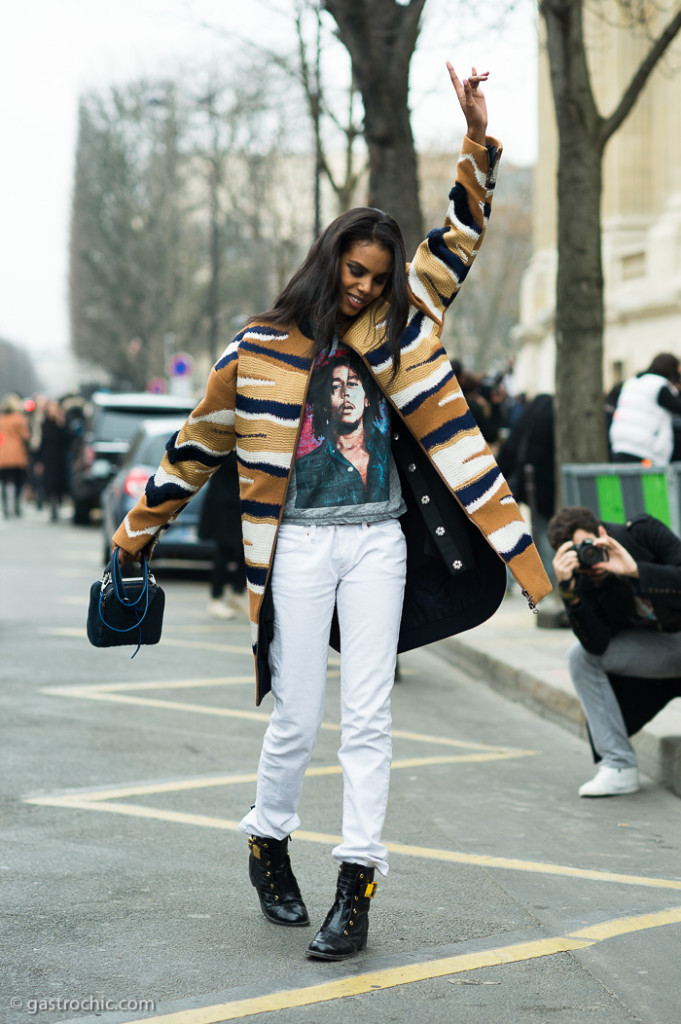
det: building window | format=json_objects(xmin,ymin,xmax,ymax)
[{"xmin": 621, "ymin": 252, "xmax": 645, "ymax": 280}]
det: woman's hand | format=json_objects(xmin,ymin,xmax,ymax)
[
  {"xmin": 447, "ymin": 62, "xmax": 489, "ymax": 146},
  {"xmin": 113, "ymin": 544, "xmax": 142, "ymax": 567}
]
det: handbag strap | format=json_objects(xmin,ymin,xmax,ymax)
[
  {"xmin": 111, "ymin": 548, "xmax": 149, "ymax": 609},
  {"xmin": 98, "ymin": 549, "xmax": 152, "ymax": 657}
]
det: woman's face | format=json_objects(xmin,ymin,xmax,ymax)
[{"xmin": 337, "ymin": 241, "xmax": 393, "ymax": 321}]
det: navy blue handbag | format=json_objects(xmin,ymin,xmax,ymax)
[{"xmin": 87, "ymin": 550, "xmax": 164, "ymax": 657}]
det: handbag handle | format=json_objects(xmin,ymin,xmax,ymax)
[
  {"xmin": 98, "ymin": 549, "xmax": 152, "ymax": 656},
  {"xmin": 110, "ymin": 547, "xmax": 149, "ymax": 610}
]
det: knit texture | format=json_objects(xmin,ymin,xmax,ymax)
[{"xmin": 113, "ymin": 135, "xmax": 552, "ymax": 681}]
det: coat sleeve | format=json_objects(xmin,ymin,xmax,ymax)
[
  {"xmin": 406, "ymin": 135, "xmax": 502, "ymax": 328},
  {"xmin": 630, "ymin": 515, "xmax": 681, "ymax": 609},
  {"xmin": 563, "ymin": 588, "xmax": 616, "ymax": 655},
  {"xmin": 112, "ymin": 342, "xmax": 238, "ymax": 556}
]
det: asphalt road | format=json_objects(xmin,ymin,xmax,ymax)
[{"xmin": 2, "ymin": 506, "xmax": 681, "ymax": 1024}]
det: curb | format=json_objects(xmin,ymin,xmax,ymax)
[{"xmin": 436, "ymin": 633, "xmax": 681, "ymax": 800}]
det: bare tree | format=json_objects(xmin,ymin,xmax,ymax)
[
  {"xmin": 69, "ymin": 81, "xmax": 200, "ymax": 389},
  {"xmin": 541, "ymin": 0, "xmax": 681, "ymax": 468},
  {"xmin": 324, "ymin": 0, "xmax": 428, "ymax": 254},
  {"xmin": 0, "ymin": 338, "xmax": 40, "ymax": 397},
  {"xmin": 69, "ymin": 64, "xmax": 315, "ymax": 388},
  {"xmin": 444, "ymin": 166, "xmax": 533, "ymax": 372},
  {"xmin": 293, "ymin": 0, "xmax": 367, "ymax": 226}
]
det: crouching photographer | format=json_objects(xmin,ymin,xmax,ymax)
[{"xmin": 548, "ymin": 506, "xmax": 681, "ymax": 797}]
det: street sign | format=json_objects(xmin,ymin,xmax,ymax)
[{"xmin": 168, "ymin": 352, "xmax": 194, "ymax": 378}]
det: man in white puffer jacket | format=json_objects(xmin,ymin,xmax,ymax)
[{"xmin": 610, "ymin": 352, "xmax": 681, "ymax": 465}]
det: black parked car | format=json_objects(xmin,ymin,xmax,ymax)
[
  {"xmin": 71, "ymin": 392, "xmax": 195, "ymax": 524},
  {"xmin": 101, "ymin": 417, "xmax": 215, "ymax": 566}
]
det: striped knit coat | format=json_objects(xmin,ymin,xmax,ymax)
[{"xmin": 113, "ymin": 135, "xmax": 552, "ymax": 703}]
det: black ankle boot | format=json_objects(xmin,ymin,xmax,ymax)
[
  {"xmin": 248, "ymin": 834, "xmax": 310, "ymax": 927},
  {"xmin": 306, "ymin": 862, "xmax": 377, "ymax": 960}
]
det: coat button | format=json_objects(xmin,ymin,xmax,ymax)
[
  {"xmin": 392, "ymin": 431, "xmax": 400, "ymax": 440},
  {"xmin": 452, "ymin": 559, "xmax": 462, "ymax": 569},
  {"xmin": 347, "ymin": 466, "xmax": 353, "ymax": 472},
  {"xmin": 436, "ymin": 526, "xmax": 445, "ymax": 536},
  {"xmin": 408, "ymin": 463, "xmax": 416, "ymax": 472},
  {"xmin": 421, "ymin": 495, "xmax": 430, "ymax": 504}
]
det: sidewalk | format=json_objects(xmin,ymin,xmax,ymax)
[{"xmin": 437, "ymin": 587, "xmax": 681, "ymax": 799}]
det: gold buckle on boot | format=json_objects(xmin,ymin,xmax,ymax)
[
  {"xmin": 363, "ymin": 882, "xmax": 377, "ymax": 899},
  {"xmin": 248, "ymin": 837, "xmax": 261, "ymax": 860}
]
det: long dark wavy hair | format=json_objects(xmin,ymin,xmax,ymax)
[{"xmin": 253, "ymin": 207, "xmax": 409, "ymax": 374}]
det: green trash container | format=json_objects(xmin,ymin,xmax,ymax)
[{"xmin": 561, "ymin": 463, "xmax": 681, "ymax": 534}]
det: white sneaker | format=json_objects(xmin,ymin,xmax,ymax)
[
  {"xmin": 578, "ymin": 765, "xmax": 640, "ymax": 797},
  {"xmin": 208, "ymin": 598, "xmax": 235, "ymax": 620}
]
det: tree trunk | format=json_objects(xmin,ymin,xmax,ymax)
[
  {"xmin": 554, "ymin": 130, "xmax": 608, "ymax": 466},
  {"xmin": 541, "ymin": 0, "xmax": 681, "ymax": 482},
  {"xmin": 324, "ymin": 0, "xmax": 427, "ymax": 254},
  {"xmin": 542, "ymin": 0, "xmax": 609, "ymax": 479}
]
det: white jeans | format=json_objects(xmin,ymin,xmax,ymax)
[{"xmin": 239, "ymin": 520, "xmax": 407, "ymax": 876}]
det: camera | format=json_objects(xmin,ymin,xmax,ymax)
[{"xmin": 572, "ymin": 539, "xmax": 609, "ymax": 569}]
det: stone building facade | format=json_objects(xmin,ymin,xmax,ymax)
[{"xmin": 513, "ymin": 4, "xmax": 681, "ymax": 397}]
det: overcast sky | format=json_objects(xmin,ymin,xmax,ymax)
[{"xmin": 0, "ymin": 0, "xmax": 538, "ymax": 363}]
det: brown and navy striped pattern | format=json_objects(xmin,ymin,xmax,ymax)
[{"xmin": 113, "ymin": 135, "xmax": 552, "ymax": 676}]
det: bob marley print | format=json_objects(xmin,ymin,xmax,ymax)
[{"xmin": 293, "ymin": 346, "xmax": 391, "ymax": 509}]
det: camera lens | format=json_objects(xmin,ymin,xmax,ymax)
[{"xmin": 575, "ymin": 540, "xmax": 608, "ymax": 568}]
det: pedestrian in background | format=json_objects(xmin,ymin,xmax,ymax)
[
  {"xmin": 28, "ymin": 395, "xmax": 48, "ymax": 510},
  {"xmin": 199, "ymin": 452, "xmax": 247, "ymax": 620},
  {"xmin": 497, "ymin": 393, "xmax": 555, "ymax": 582},
  {"xmin": 111, "ymin": 65, "xmax": 551, "ymax": 962},
  {"xmin": 451, "ymin": 359, "xmax": 507, "ymax": 452},
  {"xmin": 36, "ymin": 400, "xmax": 70, "ymax": 522},
  {"xmin": 0, "ymin": 393, "xmax": 30, "ymax": 518},
  {"xmin": 609, "ymin": 352, "xmax": 681, "ymax": 465}
]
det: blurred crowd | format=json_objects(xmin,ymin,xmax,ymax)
[
  {"xmin": 455, "ymin": 350, "xmax": 681, "ymax": 585},
  {"xmin": 3, "ymin": 351, "xmax": 679, "ymax": 543},
  {"xmin": 0, "ymin": 392, "xmax": 86, "ymax": 521}
]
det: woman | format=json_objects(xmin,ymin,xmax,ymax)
[
  {"xmin": 113, "ymin": 64, "xmax": 551, "ymax": 960},
  {"xmin": 36, "ymin": 400, "xmax": 70, "ymax": 521},
  {"xmin": 0, "ymin": 393, "xmax": 30, "ymax": 518},
  {"xmin": 609, "ymin": 352, "xmax": 681, "ymax": 464}
]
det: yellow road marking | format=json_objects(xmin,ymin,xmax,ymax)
[
  {"xmin": 569, "ymin": 904, "xmax": 681, "ymax": 939},
  {"xmin": 116, "ymin": 906, "xmax": 681, "ymax": 1024},
  {"xmin": 389, "ymin": 728, "xmax": 523, "ymax": 751},
  {"xmin": 39, "ymin": 628, "xmax": 252, "ymax": 654},
  {"xmin": 24, "ymin": 790, "xmax": 681, "ymax": 892},
  {"xmin": 162, "ymin": 637, "xmax": 253, "ymax": 654},
  {"xmin": 40, "ymin": 627, "xmax": 91, "ymax": 637},
  {"xmin": 43, "ymin": 680, "xmax": 537, "ymax": 755},
  {"xmin": 25, "ymin": 753, "xmax": 537, "ymax": 804},
  {"xmin": 46, "ymin": 690, "xmax": 272, "ymax": 722},
  {"xmin": 378, "ymin": 842, "xmax": 681, "ymax": 890},
  {"xmin": 118, "ymin": 937, "xmax": 593, "ymax": 1024},
  {"xmin": 46, "ymin": 678, "xmax": 255, "ymax": 694}
]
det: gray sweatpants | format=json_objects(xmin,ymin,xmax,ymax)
[{"xmin": 567, "ymin": 631, "xmax": 681, "ymax": 768}]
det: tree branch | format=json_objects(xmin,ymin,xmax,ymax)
[{"xmin": 600, "ymin": 4, "xmax": 681, "ymax": 145}]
